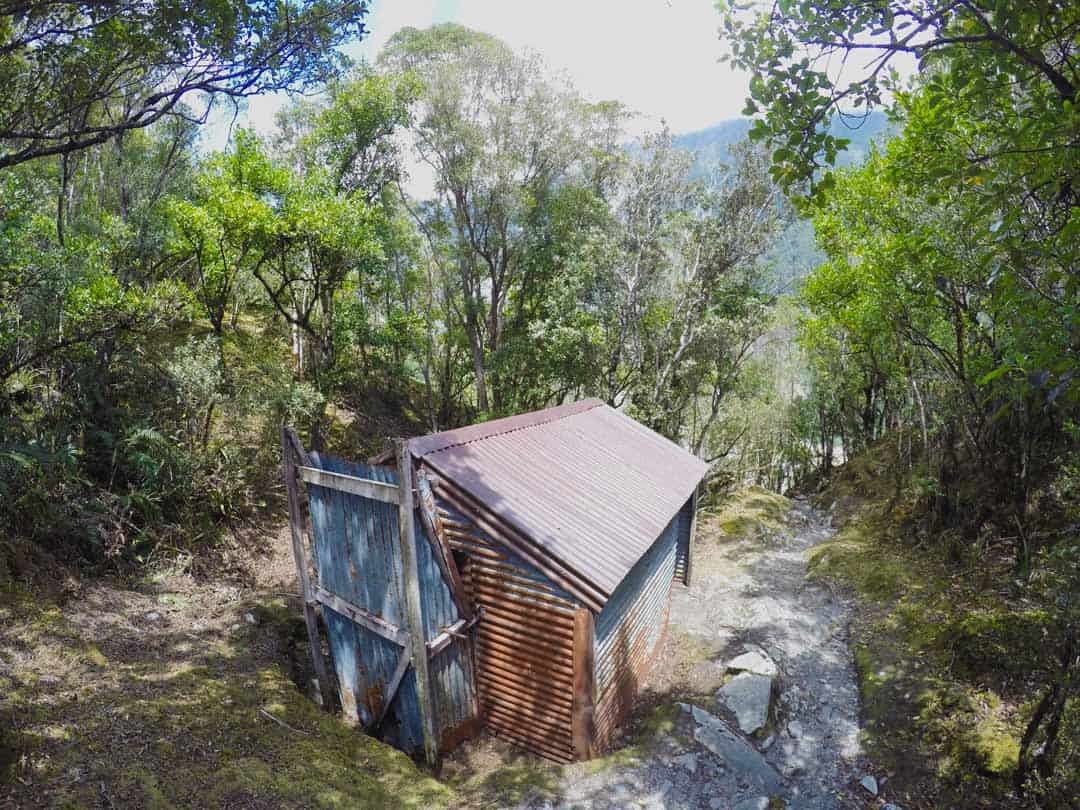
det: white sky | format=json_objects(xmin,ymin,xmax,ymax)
[{"xmin": 202, "ymin": 0, "xmax": 748, "ymax": 152}]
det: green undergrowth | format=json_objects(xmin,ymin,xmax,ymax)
[
  {"xmin": 808, "ymin": 493, "xmax": 1042, "ymax": 807},
  {"xmin": 0, "ymin": 586, "xmax": 453, "ymax": 809}
]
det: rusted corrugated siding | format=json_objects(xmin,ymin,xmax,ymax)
[
  {"xmin": 411, "ymin": 399, "xmax": 708, "ymax": 608},
  {"xmin": 592, "ymin": 507, "xmax": 681, "ymax": 750},
  {"xmin": 673, "ymin": 495, "xmax": 695, "ymax": 585},
  {"xmin": 306, "ymin": 453, "xmax": 476, "ymax": 754},
  {"xmin": 434, "ymin": 489, "xmax": 580, "ymax": 763}
]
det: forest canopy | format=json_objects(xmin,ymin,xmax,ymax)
[{"xmin": 0, "ymin": 18, "xmax": 788, "ymax": 566}]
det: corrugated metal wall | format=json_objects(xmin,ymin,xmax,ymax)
[
  {"xmin": 592, "ymin": 506, "xmax": 683, "ymax": 750},
  {"xmin": 433, "ymin": 489, "xmax": 581, "ymax": 763},
  {"xmin": 673, "ymin": 494, "xmax": 695, "ymax": 584},
  {"xmin": 306, "ymin": 453, "xmax": 476, "ymax": 754}
]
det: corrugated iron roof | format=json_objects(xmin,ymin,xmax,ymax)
[{"xmin": 410, "ymin": 399, "xmax": 708, "ymax": 607}]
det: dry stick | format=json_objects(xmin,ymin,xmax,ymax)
[{"xmin": 259, "ymin": 708, "xmax": 311, "ymax": 736}]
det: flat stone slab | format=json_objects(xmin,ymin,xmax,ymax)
[
  {"xmin": 681, "ymin": 704, "xmax": 785, "ymax": 794},
  {"xmin": 726, "ymin": 648, "xmax": 779, "ymax": 677},
  {"xmin": 718, "ymin": 671, "xmax": 774, "ymax": 735}
]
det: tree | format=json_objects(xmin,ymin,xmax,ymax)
[
  {"xmin": 169, "ymin": 130, "xmax": 285, "ymax": 340},
  {"xmin": 272, "ymin": 70, "xmax": 422, "ymax": 400},
  {"xmin": 721, "ymin": 0, "xmax": 1080, "ymax": 193},
  {"xmin": 381, "ymin": 23, "xmax": 627, "ymax": 413},
  {"xmin": 0, "ymin": 0, "xmax": 371, "ymax": 168}
]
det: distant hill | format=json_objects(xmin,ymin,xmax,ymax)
[
  {"xmin": 673, "ymin": 111, "xmax": 893, "ymax": 176},
  {"xmin": 672, "ymin": 112, "xmax": 895, "ymax": 289}
]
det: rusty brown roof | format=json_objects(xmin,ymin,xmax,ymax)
[{"xmin": 410, "ymin": 398, "xmax": 708, "ymax": 606}]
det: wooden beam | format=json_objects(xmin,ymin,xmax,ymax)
[
  {"xmin": 312, "ymin": 585, "xmax": 408, "ymax": 646},
  {"xmin": 396, "ymin": 440, "xmax": 441, "ymax": 770},
  {"xmin": 417, "ymin": 472, "xmax": 473, "ymax": 617},
  {"xmin": 373, "ymin": 647, "xmax": 412, "ymax": 729},
  {"xmin": 426, "ymin": 612, "xmax": 481, "ymax": 658},
  {"xmin": 282, "ymin": 426, "xmax": 333, "ymax": 712},
  {"xmin": 298, "ymin": 465, "xmax": 400, "ymax": 504},
  {"xmin": 571, "ymin": 607, "xmax": 597, "ymax": 760}
]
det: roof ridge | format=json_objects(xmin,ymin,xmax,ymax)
[{"xmin": 409, "ymin": 398, "xmax": 604, "ymax": 458}]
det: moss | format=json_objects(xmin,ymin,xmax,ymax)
[
  {"xmin": 2, "ymin": 591, "xmax": 455, "ymax": 809},
  {"xmin": 455, "ymin": 760, "xmax": 562, "ymax": 807},
  {"xmin": 253, "ymin": 597, "xmax": 306, "ymax": 640},
  {"xmin": 812, "ymin": 481, "xmax": 1028, "ymax": 806},
  {"xmin": 969, "ymin": 717, "xmax": 1020, "ymax": 776},
  {"xmin": 124, "ymin": 767, "xmax": 173, "ymax": 810},
  {"xmin": 636, "ymin": 701, "xmax": 680, "ymax": 742},
  {"xmin": 711, "ymin": 487, "xmax": 791, "ymax": 539},
  {"xmin": 940, "ymin": 608, "xmax": 1055, "ymax": 681},
  {"xmin": 581, "ymin": 745, "xmax": 642, "ymax": 777},
  {"xmin": 155, "ymin": 593, "xmax": 188, "ymax": 609},
  {"xmin": 80, "ymin": 642, "xmax": 109, "ymax": 668}
]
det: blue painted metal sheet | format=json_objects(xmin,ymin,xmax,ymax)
[{"xmin": 306, "ymin": 452, "xmax": 475, "ymax": 754}]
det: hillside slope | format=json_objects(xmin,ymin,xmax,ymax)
[
  {"xmin": 805, "ymin": 448, "xmax": 1079, "ymax": 809},
  {"xmin": 673, "ymin": 112, "xmax": 893, "ymax": 289}
]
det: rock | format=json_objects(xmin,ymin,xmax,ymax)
[
  {"xmin": 859, "ymin": 774, "xmax": 879, "ymax": 796},
  {"xmin": 673, "ymin": 752, "xmax": 698, "ymax": 773},
  {"xmin": 145, "ymin": 611, "xmax": 162, "ymax": 622},
  {"xmin": 243, "ymin": 611, "xmax": 258, "ymax": 625},
  {"xmin": 787, "ymin": 720, "xmax": 803, "ymax": 738},
  {"xmin": 687, "ymin": 705, "xmax": 785, "ymax": 793},
  {"xmin": 655, "ymin": 780, "xmax": 673, "ymax": 796},
  {"xmin": 732, "ymin": 799, "xmax": 770, "ymax": 810},
  {"xmin": 882, "ymin": 805, "xmax": 903, "ymax": 810},
  {"xmin": 718, "ymin": 672, "xmax": 774, "ymax": 734},
  {"xmin": 761, "ymin": 734, "xmax": 775, "ymax": 750},
  {"xmin": 726, "ymin": 648, "xmax": 779, "ymax": 677}
]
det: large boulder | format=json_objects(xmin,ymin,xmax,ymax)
[
  {"xmin": 718, "ymin": 672, "xmax": 775, "ymax": 735},
  {"xmin": 726, "ymin": 647, "xmax": 779, "ymax": 678},
  {"xmin": 679, "ymin": 704, "xmax": 785, "ymax": 794}
]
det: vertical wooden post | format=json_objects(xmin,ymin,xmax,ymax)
[
  {"xmin": 571, "ymin": 607, "xmax": 596, "ymax": 760},
  {"xmin": 395, "ymin": 439, "xmax": 440, "ymax": 770},
  {"xmin": 282, "ymin": 426, "xmax": 333, "ymax": 711},
  {"xmin": 684, "ymin": 485, "xmax": 699, "ymax": 587}
]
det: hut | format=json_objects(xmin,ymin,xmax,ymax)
[{"xmin": 283, "ymin": 398, "xmax": 707, "ymax": 765}]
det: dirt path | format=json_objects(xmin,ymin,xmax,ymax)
[{"xmin": 511, "ymin": 493, "xmax": 869, "ymax": 810}]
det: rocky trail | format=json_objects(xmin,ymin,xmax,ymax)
[{"xmin": 512, "ymin": 495, "xmax": 880, "ymax": 810}]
